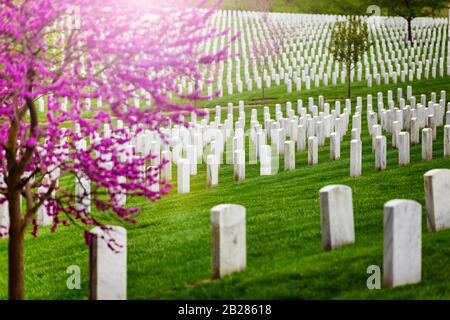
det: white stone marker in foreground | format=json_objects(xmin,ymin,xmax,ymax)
[
  {"xmin": 177, "ymin": 158, "xmax": 190, "ymax": 193},
  {"xmin": 424, "ymin": 169, "xmax": 450, "ymax": 232},
  {"xmin": 284, "ymin": 140, "xmax": 295, "ymax": 171},
  {"xmin": 384, "ymin": 199, "xmax": 421, "ymax": 288},
  {"xmin": 350, "ymin": 140, "xmax": 362, "ymax": 177},
  {"xmin": 320, "ymin": 185, "xmax": 355, "ymax": 251},
  {"xmin": 89, "ymin": 226, "xmax": 127, "ymax": 300},
  {"xmin": 211, "ymin": 204, "xmax": 246, "ymax": 278}
]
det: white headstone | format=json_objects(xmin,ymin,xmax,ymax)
[
  {"xmin": 392, "ymin": 121, "xmax": 401, "ymax": 148},
  {"xmin": 410, "ymin": 117, "xmax": 419, "ymax": 145},
  {"xmin": 350, "ymin": 140, "xmax": 362, "ymax": 177},
  {"xmin": 375, "ymin": 136, "xmax": 386, "ymax": 171},
  {"xmin": 422, "ymin": 128, "xmax": 433, "ymax": 160},
  {"xmin": 330, "ymin": 132, "xmax": 340, "ymax": 160},
  {"xmin": 296, "ymin": 125, "xmax": 306, "ymax": 151},
  {"xmin": 233, "ymin": 149, "xmax": 245, "ymax": 182},
  {"xmin": 384, "ymin": 199, "xmax": 421, "ymax": 288},
  {"xmin": 89, "ymin": 226, "xmax": 127, "ymax": 300},
  {"xmin": 207, "ymin": 154, "xmax": 218, "ymax": 187},
  {"xmin": 284, "ymin": 141, "xmax": 295, "ymax": 170},
  {"xmin": 444, "ymin": 125, "xmax": 450, "ymax": 157},
  {"xmin": 320, "ymin": 185, "xmax": 355, "ymax": 251},
  {"xmin": 372, "ymin": 125, "xmax": 381, "ymax": 151},
  {"xmin": 424, "ymin": 169, "xmax": 450, "ymax": 232},
  {"xmin": 211, "ymin": 204, "xmax": 246, "ymax": 278},
  {"xmin": 398, "ymin": 132, "xmax": 410, "ymax": 165},
  {"xmin": 0, "ymin": 196, "xmax": 8, "ymax": 236},
  {"xmin": 260, "ymin": 145, "xmax": 272, "ymax": 176},
  {"xmin": 177, "ymin": 159, "xmax": 190, "ymax": 193},
  {"xmin": 308, "ymin": 136, "xmax": 318, "ymax": 165}
]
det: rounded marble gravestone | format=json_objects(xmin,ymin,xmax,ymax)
[
  {"xmin": 319, "ymin": 185, "xmax": 355, "ymax": 251},
  {"xmin": 383, "ymin": 199, "xmax": 421, "ymax": 288},
  {"xmin": 260, "ymin": 145, "xmax": 272, "ymax": 176},
  {"xmin": 211, "ymin": 204, "xmax": 246, "ymax": 279},
  {"xmin": 330, "ymin": 132, "xmax": 340, "ymax": 160},
  {"xmin": 308, "ymin": 136, "xmax": 318, "ymax": 165},
  {"xmin": 206, "ymin": 154, "xmax": 218, "ymax": 187},
  {"xmin": 350, "ymin": 139, "xmax": 362, "ymax": 177},
  {"xmin": 424, "ymin": 169, "xmax": 450, "ymax": 232},
  {"xmin": 284, "ymin": 140, "xmax": 295, "ymax": 171},
  {"xmin": 177, "ymin": 158, "xmax": 190, "ymax": 194},
  {"xmin": 422, "ymin": 128, "xmax": 433, "ymax": 161}
]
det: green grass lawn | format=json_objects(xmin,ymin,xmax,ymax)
[{"xmin": 1, "ymin": 75, "xmax": 450, "ymax": 299}]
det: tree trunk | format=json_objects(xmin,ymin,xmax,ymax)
[
  {"xmin": 407, "ymin": 17, "xmax": 413, "ymax": 44},
  {"xmin": 8, "ymin": 190, "xmax": 25, "ymax": 300}
]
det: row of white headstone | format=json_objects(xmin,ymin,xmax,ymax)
[
  {"xmin": 88, "ymin": 203, "xmax": 246, "ymax": 299},
  {"xmin": 44, "ymin": 86, "xmax": 446, "ymax": 198},
  {"xmin": 174, "ymin": 97, "xmax": 353, "ymax": 193},
  {"xmin": 5, "ymin": 87, "xmax": 449, "ymax": 232},
  {"xmin": 370, "ymin": 89, "xmax": 449, "ymax": 170},
  {"xmin": 48, "ymin": 10, "xmax": 449, "ymax": 104},
  {"xmin": 89, "ymin": 167, "xmax": 450, "ymax": 299},
  {"xmin": 175, "ymin": 11, "xmax": 449, "ymax": 97},
  {"xmin": 173, "ymin": 88, "xmax": 449, "ymax": 193},
  {"xmin": 320, "ymin": 168, "xmax": 450, "ymax": 288},
  {"xmin": 15, "ymin": 85, "xmax": 448, "ymax": 226}
]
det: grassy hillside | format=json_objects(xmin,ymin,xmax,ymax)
[{"xmin": 1, "ymin": 74, "xmax": 450, "ymax": 299}]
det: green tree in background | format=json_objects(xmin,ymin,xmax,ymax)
[
  {"xmin": 375, "ymin": 0, "xmax": 449, "ymax": 43},
  {"xmin": 330, "ymin": 16, "xmax": 370, "ymax": 98}
]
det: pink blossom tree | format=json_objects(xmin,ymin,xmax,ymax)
[{"xmin": 0, "ymin": 0, "xmax": 228, "ymax": 300}]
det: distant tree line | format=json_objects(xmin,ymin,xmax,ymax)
[{"xmin": 221, "ymin": 0, "xmax": 449, "ymax": 19}]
